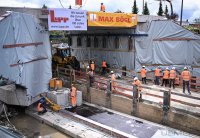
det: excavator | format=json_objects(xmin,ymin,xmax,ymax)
[{"xmin": 52, "ymin": 44, "xmax": 80, "ymax": 73}]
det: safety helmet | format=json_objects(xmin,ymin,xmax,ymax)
[
  {"xmin": 184, "ymin": 67, "xmax": 187, "ymax": 70},
  {"xmin": 87, "ymin": 65, "xmax": 90, "ymax": 69},
  {"xmin": 134, "ymin": 77, "xmax": 138, "ymax": 81},
  {"xmin": 166, "ymin": 67, "xmax": 169, "ymax": 70},
  {"xmin": 172, "ymin": 67, "xmax": 175, "ymax": 70},
  {"xmin": 91, "ymin": 61, "xmax": 94, "ymax": 64},
  {"xmin": 110, "ymin": 71, "xmax": 114, "ymax": 74},
  {"xmin": 142, "ymin": 66, "xmax": 145, "ymax": 68}
]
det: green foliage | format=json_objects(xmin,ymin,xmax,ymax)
[
  {"xmin": 157, "ymin": 2, "xmax": 163, "ymax": 16},
  {"xmin": 132, "ymin": 0, "xmax": 139, "ymax": 14},
  {"xmin": 42, "ymin": 4, "xmax": 47, "ymax": 9},
  {"xmin": 164, "ymin": 5, "xmax": 169, "ymax": 16},
  {"xmin": 142, "ymin": 2, "xmax": 150, "ymax": 15}
]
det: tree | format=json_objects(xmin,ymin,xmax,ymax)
[
  {"xmin": 194, "ymin": 17, "xmax": 200, "ymax": 23},
  {"xmin": 132, "ymin": 0, "xmax": 139, "ymax": 14},
  {"xmin": 157, "ymin": 1, "xmax": 163, "ymax": 16},
  {"xmin": 115, "ymin": 9, "xmax": 124, "ymax": 13},
  {"xmin": 164, "ymin": 5, "xmax": 169, "ymax": 16},
  {"xmin": 142, "ymin": 2, "xmax": 150, "ymax": 15},
  {"xmin": 42, "ymin": 4, "xmax": 47, "ymax": 9},
  {"xmin": 166, "ymin": 13, "xmax": 179, "ymax": 20}
]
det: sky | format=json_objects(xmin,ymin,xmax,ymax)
[{"xmin": 0, "ymin": 0, "xmax": 200, "ymax": 22}]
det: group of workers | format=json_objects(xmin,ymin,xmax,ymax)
[{"xmin": 140, "ymin": 66, "xmax": 191, "ymax": 95}]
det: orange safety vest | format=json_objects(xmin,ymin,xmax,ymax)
[
  {"xmin": 102, "ymin": 61, "xmax": 107, "ymax": 67},
  {"xmin": 90, "ymin": 63, "xmax": 95, "ymax": 71},
  {"xmin": 163, "ymin": 70, "xmax": 170, "ymax": 79},
  {"xmin": 133, "ymin": 80, "xmax": 142, "ymax": 91},
  {"xmin": 37, "ymin": 103, "xmax": 43, "ymax": 112},
  {"xmin": 100, "ymin": 5, "xmax": 105, "ymax": 12},
  {"xmin": 181, "ymin": 70, "xmax": 190, "ymax": 81},
  {"xmin": 71, "ymin": 86, "xmax": 77, "ymax": 106},
  {"xmin": 140, "ymin": 68, "xmax": 147, "ymax": 78},
  {"xmin": 155, "ymin": 68, "xmax": 161, "ymax": 77},
  {"xmin": 169, "ymin": 70, "xmax": 176, "ymax": 79}
]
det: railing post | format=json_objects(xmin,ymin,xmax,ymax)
[
  {"xmin": 162, "ymin": 89, "xmax": 171, "ymax": 124},
  {"xmin": 132, "ymin": 85, "xmax": 138, "ymax": 116},
  {"xmin": 86, "ymin": 74, "xmax": 91, "ymax": 103},
  {"xmin": 106, "ymin": 79, "xmax": 112, "ymax": 109}
]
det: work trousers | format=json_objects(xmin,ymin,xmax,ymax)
[
  {"xmin": 162, "ymin": 79, "xmax": 169, "ymax": 87},
  {"xmin": 89, "ymin": 76, "xmax": 94, "ymax": 87},
  {"xmin": 142, "ymin": 77, "xmax": 146, "ymax": 84},
  {"xmin": 102, "ymin": 67, "xmax": 106, "ymax": 75},
  {"xmin": 169, "ymin": 79, "xmax": 175, "ymax": 89},
  {"xmin": 155, "ymin": 76, "xmax": 160, "ymax": 85},
  {"xmin": 183, "ymin": 80, "xmax": 190, "ymax": 94}
]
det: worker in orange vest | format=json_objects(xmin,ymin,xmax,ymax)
[
  {"xmin": 132, "ymin": 77, "xmax": 142, "ymax": 101},
  {"xmin": 181, "ymin": 67, "xmax": 191, "ymax": 95},
  {"xmin": 101, "ymin": 60, "xmax": 107, "ymax": 75},
  {"xmin": 70, "ymin": 84, "xmax": 77, "ymax": 107},
  {"xmin": 90, "ymin": 61, "xmax": 95, "ymax": 72},
  {"xmin": 100, "ymin": 3, "xmax": 105, "ymax": 12},
  {"xmin": 110, "ymin": 71, "xmax": 116, "ymax": 91},
  {"xmin": 140, "ymin": 66, "xmax": 147, "ymax": 84},
  {"xmin": 155, "ymin": 66, "xmax": 161, "ymax": 85},
  {"xmin": 169, "ymin": 67, "xmax": 176, "ymax": 89},
  {"xmin": 161, "ymin": 67, "xmax": 170, "ymax": 87},
  {"xmin": 37, "ymin": 97, "xmax": 47, "ymax": 115}
]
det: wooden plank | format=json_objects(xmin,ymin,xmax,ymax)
[
  {"xmin": 3, "ymin": 42, "xmax": 43, "ymax": 48},
  {"xmin": 153, "ymin": 37, "xmax": 194, "ymax": 41},
  {"xmin": 10, "ymin": 57, "xmax": 47, "ymax": 67}
]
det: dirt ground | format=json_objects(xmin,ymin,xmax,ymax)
[{"xmin": 9, "ymin": 113, "xmax": 71, "ymax": 138}]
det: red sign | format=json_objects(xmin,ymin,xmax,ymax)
[
  {"xmin": 50, "ymin": 10, "xmax": 69, "ymax": 23},
  {"xmin": 75, "ymin": 0, "xmax": 82, "ymax": 6}
]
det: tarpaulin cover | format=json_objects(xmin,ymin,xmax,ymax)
[
  {"xmin": 71, "ymin": 19, "xmax": 200, "ymax": 77},
  {"xmin": 0, "ymin": 12, "xmax": 52, "ymax": 97}
]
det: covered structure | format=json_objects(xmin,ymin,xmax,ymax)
[
  {"xmin": 70, "ymin": 15, "xmax": 200, "ymax": 78},
  {"xmin": 0, "ymin": 12, "xmax": 52, "ymax": 98}
]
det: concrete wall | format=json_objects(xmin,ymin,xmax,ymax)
[{"xmin": 76, "ymin": 83, "xmax": 200, "ymax": 136}]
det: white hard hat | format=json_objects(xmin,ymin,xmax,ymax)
[
  {"xmin": 110, "ymin": 71, "xmax": 114, "ymax": 74},
  {"xmin": 134, "ymin": 77, "xmax": 138, "ymax": 81},
  {"xmin": 184, "ymin": 67, "xmax": 187, "ymax": 70},
  {"xmin": 142, "ymin": 66, "xmax": 145, "ymax": 68},
  {"xmin": 87, "ymin": 65, "xmax": 90, "ymax": 69},
  {"xmin": 166, "ymin": 67, "xmax": 169, "ymax": 70},
  {"xmin": 172, "ymin": 67, "xmax": 175, "ymax": 70}
]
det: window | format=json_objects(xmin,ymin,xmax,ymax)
[
  {"xmin": 102, "ymin": 37, "xmax": 107, "ymax": 48},
  {"xmin": 94, "ymin": 36, "xmax": 98, "ymax": 48},
  {"xmin": 86, "ymin": 37, "xmax": 91, "ymax": 47},
  {"xmin": 128, "ymin": 37, "xmax": 133, "ymax": 51},
  {"xmin": 115, "ymin": 36, "xmax": 119, "ymax": 49},
  {"xmin": 77, "ymin": 36, "xmax": 82, "ymax": 47}
]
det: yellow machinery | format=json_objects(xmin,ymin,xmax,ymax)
[
  {"xmin": 52, "ymin": 47, "xmax": 80, "ymax": 73},
  {"xmin": 45, "ymin": 96, "xmax": 61, "ymax": 112}
]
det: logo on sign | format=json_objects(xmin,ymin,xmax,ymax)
[
  {"xmin": 90, "ymin": 14, "xmax": 97, "ymax": 22},
  {"xmin": 50, "ymin": 10, "xmax": 69, "ymax": 23}
]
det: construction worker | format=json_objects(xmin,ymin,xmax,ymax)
[
  {"xmin": 90, "ymin": 61, "xmax": 95, "ymax": 72},
  {"xmin": 140, "ymin": 66, "xmax": 147, "ymax": 84},
  {"xmin": 181, "ymin": 67, "xmax": 191, "ymax": 95},
  {"xmin": 132, "ymin": 77, "xmax": 142, "ymax": 101},
  {"xmin": 37, "ymin": 97, "xmax": 47, "ymax": 115},
  {"xmin": 100, "ymin": 3, "xmax": 105, "ymax": 12},
  {"xmin": 110, "ymin": 71, "xmax": 116, "ymax": 91},
  {"xmin": 70, "ymin": 84, "xmax": 77, "ymax": 107},
  {"xmin": 169, "ymin": 67, "xmax": 176, "ymax": 89},
  {"xmin": 155, "ymin": 66, "xmax": 161, "ymax": 85},
  {"xmin": 87, "ymin": 69, "xmax": 94, "ymax": 87},
  {"xmin": 161, "ymin": 67, "xmax": 170, "ymax": 87},
  {"xmin": 101, "ymin": 60, "xmax": 107, "ymax": 75}
]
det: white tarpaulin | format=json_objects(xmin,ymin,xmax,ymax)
[
  {"xmin": 0, "ymin": 12, "xmax": 52, "ymax": 97},
  {"xmin": 48, "ymin": 8, "xmax": 87, "ymax": 31}
]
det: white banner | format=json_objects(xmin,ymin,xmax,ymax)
[{"xmin": 48, "ymin": 8, "xmax": 87, "ymax": 31}]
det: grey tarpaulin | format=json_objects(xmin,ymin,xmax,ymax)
[
  {"xmin": 71, "ymin": 18, "xmax": 200, "ymax": 77},
  {"xmin": 0, "ymin": 12, "xmax": 52, "ymax": 97}
]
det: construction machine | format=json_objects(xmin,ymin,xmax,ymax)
[{"xmin": 52, "ymin": 44, "xmax": 80, "ymax": 73}]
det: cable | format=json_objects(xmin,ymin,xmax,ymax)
[
  {"xmin": 58, "ymin": 0, "xmax": 65, "ymax": 8},
  {"xmin": 3, "ymin": 104, "xmax": 16, "ymax": 130}
]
